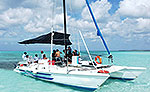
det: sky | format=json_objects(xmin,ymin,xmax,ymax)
[{"xmin": 0, "ymin": 0, "xmax": 150, "ymax": 51}]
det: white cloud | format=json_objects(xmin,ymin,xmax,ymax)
[
  {"xmin": 4, "ymin": 31, "xmax": 18, "ymax": 37},
  {"xmin": 66, "ymin": 0, "xmax": 113, "ymax": 39},
  {"xmin": 81, "ymin": 0, "xmax": 111, "ymax": 22},
  {"xmin": 83, "ymin": 31, "xmax": 98, "ymax": 39},
  {"xmin": 24, "ymin": 12, "xmax": 67, "ymax": 33},
  {"xmin": 117, "ymin": 0, "xmax": 150, "ymax": 18},
  {"xmin": 101, "ymin": 17, "xmax": 150, "ymax": 40},
  {"xmin": 69, "ymin": 19, "xmax": 94, "ymax": 30},
  {"xmin": 0, "ymin": 0, "xmax": 150, "ymax": 50},
  {"xmin": 74, "ymin": 0, "xmax": 150, "ymax": 42},
  {"xmin": 67, "ymin": 0, "xmax": 85, "ymax": 11},
  {"xmin": 0, "ymin": 7, "xmax": 33, "ymax": 24},
  {"xmin": 0, "ymin": 30, "xmax": 5, "ymax": 36},
  {"xmin": 137, "ymin": 18, "xmax": 150, "ymax": 30},
  {"xmin": 0, "ymin": 0, "xmax": 64, "ymax": 33},
  {"xmin": 21, "ymin": 0, "xmax": 66, "ymax": 33},
  {"xmin": 54, "ymin": 13, "xmax": 64, "ymax": 25},
  {"xmin": 24, "ymin": 21, "xmax": 45, "ymax": 33},
  {"xmin": 22, "ymin": 0, "xmax": 53, "ymax": 9}
]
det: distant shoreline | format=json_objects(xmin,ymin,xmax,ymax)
[
  {"xmin": 0, "ymin": 50, "xmax": 150, "ymax": 52},
  {"xmin": 118, "ymin": 50, "xmax": 150, "ymax": 51}
]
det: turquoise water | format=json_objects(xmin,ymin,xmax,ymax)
[{"xmin": 0, "ymin": 51, "xmax": 150, "ymax": 92}]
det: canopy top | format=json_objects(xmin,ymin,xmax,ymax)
[{"xmin": 19, "ymin": 32, "xmax": 72, "ymax": 45}]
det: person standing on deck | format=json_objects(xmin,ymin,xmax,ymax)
[
  {"xmin": 22, "ymin": 52, "xmax": 27, "ymax": 60},
  {"xmin": 40, "ymin": 51, "xmax": 44, "ymax": 59},
  {"xmin": 24, "ymin": 55, "xmax": 31, "ymax": 64},
  {"xmin": 67, "ymin": 46, "xmax": 72, "ymax": 64},
  {"xmin": 52, "ymin": 50, "xmax": 56, "ymax": 61}
]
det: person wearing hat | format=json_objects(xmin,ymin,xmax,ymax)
[{"xmin": 40, "ymin": 51, "xmax": 44, "ymax": 59}]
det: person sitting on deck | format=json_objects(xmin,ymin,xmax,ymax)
[
  {"xmin": 43, "ymin": 54, "xmax": 47, "ymax": 59},
  {"xmin": 22, "ymin": 52, "xmax": 27, "ymax": 60},
  {"xmin": 40, "ymin": 51, "xmax": 44, "ymax": 59},
  {"xmin": 72, "ymin": 49, "xmax": 79, "ymax": 56},
  {"xmin": 55, "ymin": 49, "xmax": 62, "ymax": 61},
  {"xmin": 24, "ymin": 55, "xmax": 31, "ymax": 64},
  {"xmin": 34, "ymin": 54, "xmax": 39, "ymax": 63}
]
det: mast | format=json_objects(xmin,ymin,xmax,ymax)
[
  {"xmin": 63, "ymin": 0, "xmax": 67, "ymax": 63},
  {"xmin": 85, "ymin": 0, "xmax": 111, "ymax": 55},
  {"xmin": 50, "ymin": 31, "xmax": 54, "ymax": 61}
]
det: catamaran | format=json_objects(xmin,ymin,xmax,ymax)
[
  {"xmin": 14, "ymin": 0, "xmax": 146, "ymax": 91},
  {"xmin": 14, "ymin": 0, "xmax": 110, "ymax": 91}
]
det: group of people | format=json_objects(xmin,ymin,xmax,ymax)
[
  {"xmin": 52, "ymin": 46, "xmax": 80, "ymax": 64},
  {"xmin": 22, "ymin": 46, "xmax": 80, "ymax": 65},
  {"xmin": 22, "ymin": 51, "xmax": 47, "ymax": 64},
  {"xmin": 52, "ymin": 49, "xmax": 62, "ymax": 61}
]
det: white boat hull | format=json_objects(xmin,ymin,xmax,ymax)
[
  {"xmin": 50, "ymin": 72, "xmax": 109, "ymax": 90},
  {"xmin": 109, "ymin": 66, "xmax": 146, "ymax": 80},
  {"xmin": 14, "ymin": 64, "xmax": 109, "ymax": 91},
  {"xmin": 99, "ymin": 65, "xmax": 146, "ymax": 80}
]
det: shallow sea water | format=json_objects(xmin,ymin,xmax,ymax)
[{"xmin": 0, "ymin": 51, "xmax": 150, "ymax": 92}]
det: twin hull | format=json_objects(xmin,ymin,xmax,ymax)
[
  {"xmin": 14, "ymin": 60, "xmax": 146, "ymax": 90},
  {"xmin": 108, "ymin": 66, "xmax": 146, "ymax": 80},
  {"xmin": 14, "ymin": 65, "xmax": 109, "ymax": 91}
]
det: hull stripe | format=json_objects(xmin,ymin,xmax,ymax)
[
  {"xmin": 19, "ymin": 69, "xmax": 25, "ymax": 72},
  {"xmin": 110, "ymin": 77, "xmax": 135, "ymax": 80},
  {"xmin": 34, "ymin": 75, "xmax": 54, "ymax": 80},
  {"xmin": 18, "ymin": 69, "xmax": 53, "ymax": 80},
  {"xmin": 37, "ymin": 72, "xmax": 51, "ymax": 76}
]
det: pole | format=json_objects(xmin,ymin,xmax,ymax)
[
  {"xmin": 63, "ymin": 0, "xmax": 68, "ymax": 66},
  {"xmin": 50, "ymin": 31, "xmax": 54, "ymax": 61},
  {"xmin": 85, "ymin": 0, "xmax": 111, "ymax": 55},
  {"xmin": 79, "ymin": 30, "xmax": 96, "ymax": 68}
]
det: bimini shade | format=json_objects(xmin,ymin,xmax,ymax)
[{"xmin": 18, "ymin": 32, "xmax": 72, "ymax": 45}]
